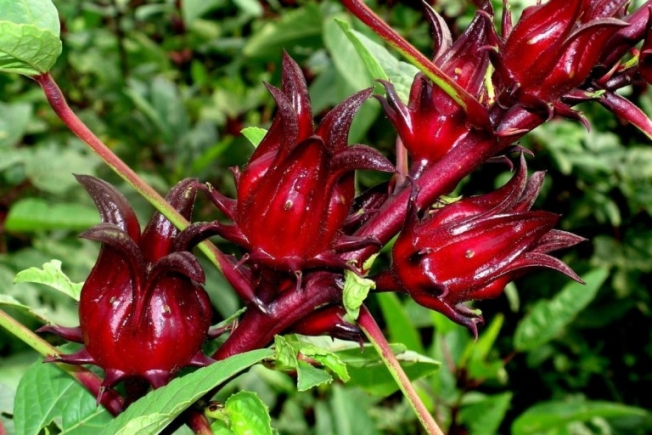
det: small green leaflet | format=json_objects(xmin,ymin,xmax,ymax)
[
  {"xmin": 14, "ymin": 260, "xmax": 83, "ymax": 301},
  {"xmin": 207, "ymin": 391, "xmax": 273, "ymax": 435},
  {"xmin": 0, "ymin": 0, "xmax": 62, "ymax": 76},
  {"xmin": 342, "ymin": 270, "xmax": 375, "ymax": 320},
  {"xmin": 241, "ymin": 127, "xmax": 268, "ymax": 148},
  {"xmin": 274, "ymin": 335, "xmax": 350, "ymax": 392}
]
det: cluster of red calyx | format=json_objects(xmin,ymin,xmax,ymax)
[{"xmin": 40, "ymin": 0, "xmax": 652, "ymax": 401}]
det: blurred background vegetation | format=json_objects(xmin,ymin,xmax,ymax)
[{"xmin": 1, "ymin": 0, "xmax": 652, "ymax": 434}]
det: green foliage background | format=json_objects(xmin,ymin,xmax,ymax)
[{"xmin": 1, "ymin": 0, "xmax": 651, "ymax": 434}]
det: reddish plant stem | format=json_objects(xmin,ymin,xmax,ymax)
[
  {"xmin": 358, "ymin": 306, "xmax": 444, "ymax": 435},
  {"xmin": 214, "ymin": 272, "xmax": 341, "ymax": 359},
  {"xmin": 32, "ymin": 73, "xmax": 257, "ymax": 307}
]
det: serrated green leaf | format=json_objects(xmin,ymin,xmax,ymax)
[
  {"xmin": 0, "ymin": 21, "xmax": 61, "ymax": 76},
  {"xmin": 342, "ymin": 270, "xmax": 375, "ymax": 320},
  {"xmin": 5, "ymin": 198, "xmax": 99, "ymax": 233},
  {"xmin": 295, "ymin": 343, "xmax": 349, "ymax": 383},
  {"xmin": 241, "ymin": 127, "xmax": 268, "ymax": 148},
  {"xmin": 512, "ymin": 400, "xmax": 652, "ymax": 435},
  {"xmin": 101, "ymin": 349, "xmax": 273, "ymax": 435},
  {"xmin": 14, "ymin": 361, "xmax": 112, "ymax": 435},
  {"xmin": 514, "ymin": 269, "xmax": 609, "ymax": 352},
  {"xmin": 296, "ymin": 360, "xmax": 333, "ymax": 392},
  {"xmin": 14, "ymin": 260, "xmax": 83, "ymax": 301},
  {"xmin": 274, "ymin": 335, "xmax": 298, "ymax": 369},
  {"xmin": 323, "ymin": 18, "xmax": 373, "ymax": 93},
  {"xmin": 0, "ymin": 0, "xmax": 61, "ymax": 35},
  {"xmin": 224, "ymin": 391, "xmax": 273, "ymax": 435}
]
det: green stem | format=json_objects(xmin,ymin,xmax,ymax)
[
  {"xmin": 32, "ymin": 73, "xmax": 257, "ymax": 305},
  {"xmin": 358, "ymin": 306, "xmax": 444, "ymax": 435},
  {"xmin": 0, "ymin": 308, "xmax": 124, "ymax": 416}
]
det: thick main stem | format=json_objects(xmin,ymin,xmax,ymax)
[
  {"xmin": 32, "ymin": 73, "xmax": 256, "ymax": 305},
  {"xmin": 358, "ymin": 306, "xmax": 444, "ymax": 435},
  {"xmin": 0, "ymin": 308, "xmax": 124, "ymax": 416}
]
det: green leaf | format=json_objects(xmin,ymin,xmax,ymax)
[
  {"xmin": 342, "ymin": 270, "xmax": 375, "ymax": 320},
  {"xmin": 296, "ymin": 360, "xmax": 333, "ymax": 392},
  {"xmin": 376, "ymin": 292, "xmax": 425, "ymax": 355},
  {"xmin": 233, "ymin": 0, "xmax": 263, "ymax": 17},
  {"xmin": 243, "ymin": 4, "xmax": 323, "ymax": 59},
  {"xmin": 335, "ymin": 19, "xmax": 418, "ymax": 102},
  {"xmin": 14, "ymin": 260, "xmax": 83, "ymax": 301},
  {"xmin": 512, "ymin": 400, "xmax": 652, "ymax": 435},
  {"xmin": 223, "ymin": 391, "xmax": 273, "ymax": 435},
  {"xmin": 0, "ymin": 294, "xmax": 51, "ymax": 324},
  {"xmin": 295, "ymin": 342, "xmax": 349, "ymax": 383},
  {"xmin": 14, "ymin": 361, "xmax": 113, "ymax": 435},
  {"xmin": 336, "ymin": 342, "xmax": 440, "ymax": 396},
  {"xmin": 101, "ymin": 349, "xmax": 273, "ymax": 435},
  {"xmin": 514, "ymin": 268, "xmax": 609, "ymax": 352},
  {"xmin": 459, "ymin": 314, "xmax": 506, "ymax": 381},
  {"xmin": 4, "ymin": 198, "xmax": 100, "ymax": 232},
  {"xmin": 0, "ymin": 0, "xmax": 61, "ymax": 35},
  {"xmin": 0, "ymin": 0, "xmax": 62, "ymax": 76},
  {"xmin": 323, "ymin": 18, "xmax": 373, "ymax": 93},
  {"xmin": 459, "ymin": 392, "xmax": 512, "ymax": 435},
  {"xmin": 241, "ymin": 127, "xmax": 268, "ymax": 148},
  {"xmin": 274, "ymin": 335, "xmax": 349, "ymax": 392},
  {"xmin": 181, "ymin": 0, "xmax": 221, "ymax": 25}
]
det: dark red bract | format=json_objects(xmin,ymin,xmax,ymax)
[
  {"xmin": 40, "ymin": 176, "xmax": 216, "ymax": 398},
  {"xmin": 207, "ymin": 53, "xmax": 394, "ymax": 274},
  {"xmin": 384, "ymin": 157, "xmax": 585, "ymax": 336}
]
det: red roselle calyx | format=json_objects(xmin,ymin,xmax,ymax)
[
  {"xmin": 40, "ymin": 176, "xmax": 217, "ymax": 399},
  {"xmin": 377, "ymin": 7, "xmax": 492, "ymax": 177},
  {"xmin": 494, "ymin": 0, "xmax": 628, "ymax": 107},
  {"xmin": 380, "ymin": 156, "xmax": 585, "ymax": 337},
  {"xmin": 206, "ymin": 53, "xmax": 395, "ymax": 274}
]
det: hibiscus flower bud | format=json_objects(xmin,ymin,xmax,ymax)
[
  {"xmin": 388, "ymin": 156, "xmax": 585, "ymax": 336},
  {"xmin": 377, "ymin": 8, "xmax": 492, "ymax": 176},
  {"xmin": 40, "ymin": 176, "xmax": 217, "ymax": 399},
  {"xmin": 496, "ymin": 0, "xmax": 627, "ymax": 106},
  {"xmin": 209, "ymin": 53, "xmax": 395, "ymax": 274}
]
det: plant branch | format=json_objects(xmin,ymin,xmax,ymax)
[
  {"xmin": 339, "ymin": 0, "xmax": 490, "ymax": 130},
  {"xmin": 358, "ymin": 305, "xmax": 444, "ymax": 435},
  {"xmin": 32, "ymin": 73, "xmax": 257, "ymax": 306},
  {"xmin": 0, "ymin": 308, "xmax": 124, "ymax": 416}
]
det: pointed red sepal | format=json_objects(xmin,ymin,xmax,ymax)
[
  {"xmin": 80, "ymin": 223, "xmax": 146, "ymax": 288},
  {"xmin": 45, "ymin": 347, "xmax": 95, "ymax": 365},
  {"xmin": 422, "ymin": 1, "xmax": 452, "ymax": 60},
  {"xmin": 148, "ymin": 252, "xmax": 205, "ymax": 285},
  {"xmin": 330, "ymin": 144, "xmax": 395, "ymax": 179},
  {"xmin": 317, "ymin": 88, "xmax": 373, "ymax": 153},
  {"xmin": 599, "ymin": 91, "xmax": 652, "ymax": 139},
  {"xmin": 75, "ymin": 174, "xmax": 140, "ymax": 241},
  {"xmin": 187, "ymin": 351, "xmax": 216, "ymax": 367},
  {"xmin": 37, "ymin": 325, "xmax": 83, "ymax": 343},
  {"xmin": 199, "ymin": 182, "xmax": 237, "ymax": 219},
  {"xmin": 290, "ymin": 306, "xmax": 363, "ymax": 342},
  {"xmin": 171, "ymin": 221, "xmax": 221, "ymax": 252},
  {"xmin": 533, "ymin": 229, "xmax": 587, "ymax": 253},
  {"xmin": 262, "ymin": 83, "xmax": 300, "ymax": 161},
  {"xmin": 333, "ymin": 235, "xmax": 382, "ymax": 253},
  {"xmin": 281, "ymin": 51, "xmax": 313, "ymax": 141}
]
